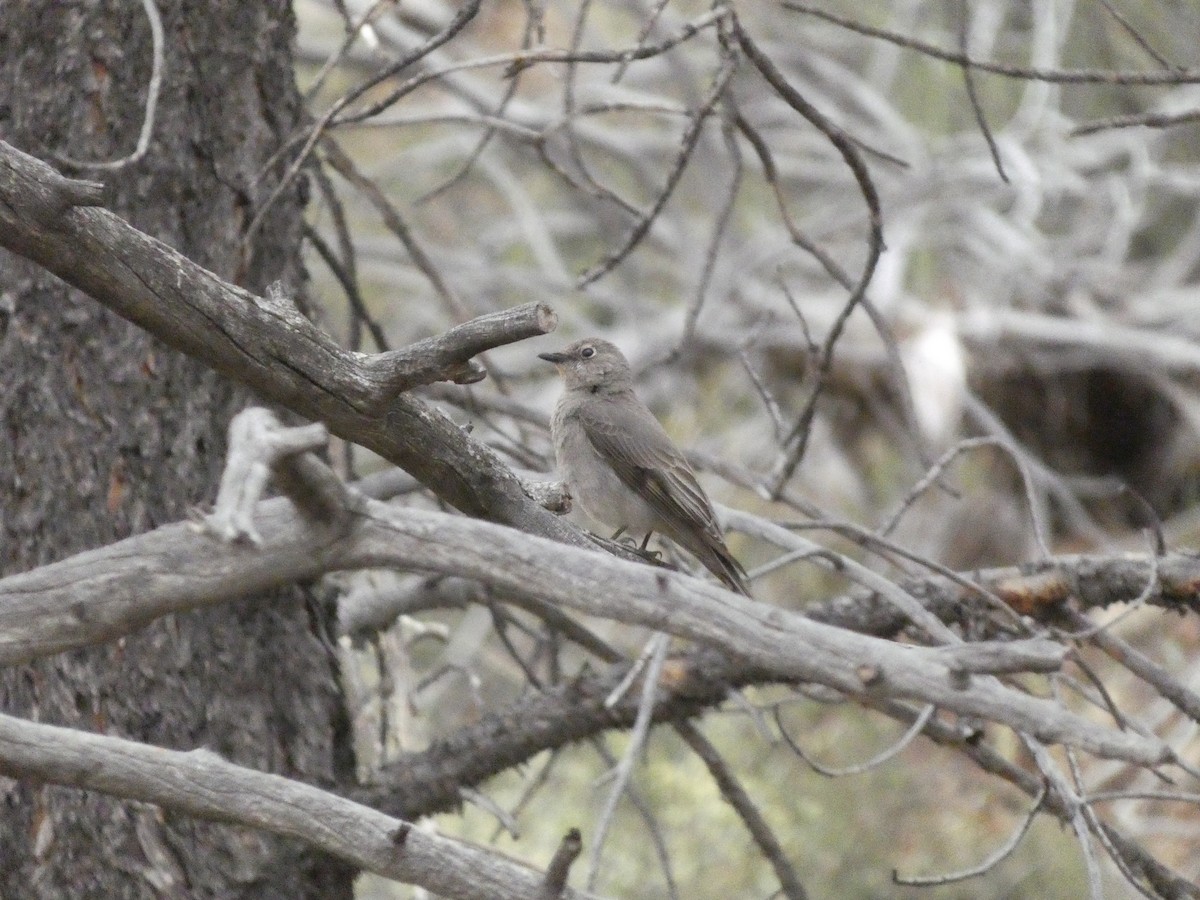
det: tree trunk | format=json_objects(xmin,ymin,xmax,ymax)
[{"xmin": 0, "ymin": 2, "xmax": 352, "ymax": 896}]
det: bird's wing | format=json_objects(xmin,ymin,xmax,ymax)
[
  {"xmin": 578, "ymin": 395, "xmax": 749, "ymax": 593},
  {"xmin": 577, "ymin": 395, "xmax": 717, "ymax": 531}
]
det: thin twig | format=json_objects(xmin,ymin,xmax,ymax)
[
  {"xmin": 489, "ymin": 603, "xmax": 545, "ymax": 689},
  {"xmin": 739, "ymin": 345, "xmax": 785, "ymax": 442},
  {"xmin": 893, "ymin": 783, "xmax": 1047, "ymax": 886},
  {"xmin": 738, "ymin": 114, "xmax": 925, "ymax": 468},
  {"xmin": 588, "ymin": 633, "xmax": 669, "ymax": 890},
  {"xmin": 577, "ymin": 52, "xmax": 738, "ymax": 287},
  {"xmin": 1055, "ymin": 532, "xmax": 1160, "ymax": 640},
  {"xmin": 307, "ymin": 161, "xmax": 383, "ymax": 352},
  {"xmin": 1072, "ymin": 611, "xmax": 1200, "ymax": 724},
  {"xmin": 777, "ymin": 517, "xmax": 1029, "ymax": 632},
  {"xmin": 321, "ymin": 137, "xmax": 471, "ymax": 324},
  {"xmin": 418, "ymin": 4, "xmax": 540, "ymax": 204},
  {"xmin": 957, "ymin": 1, "xmax": 1007, "ymax": 183},
  {"xmin": 460, "ymin": 786, "xmax": 521, "ymax": 839},
  {"xmin": 865, "ymin": 698, "xmax": 1200, "ymax": 899},
  {"xmin": 776, "ymin": 703, "xmax": 935, "ymax": 777},
  {"xmin": 491, "ymin": 748, "xmax": 564, "ymax": 843},
  {"xmin": 1096, "ymin": 0, "xmax": 1180, "ymax": 71},
  {"xmin": 303, "ymin": 224, "xmax": 390, "ymax": 352},
  {"xmin": 877, "ymin": 436, "xmax": 998, "ymax": 538},
  {"xmin": 783, "ymin": 1, "xmax": 1200, "ymax": 85},
  {"xmin": 1072, "ymin": 107, "xmax": 1200, "ymax": 136},
  {"xmin": 1084, "ymin": 789, "xmax": 1200, "ymax": 806},
  {"xmin": 604, "ymin": 634, "xmax": 661, "ymax": 709},
  {"xmin": 1025, "ymin": 736, "xmax": 1104, "ymax": 900},
  {"xmin": 675, "ymin": 721, "xmax": 808, "ymax": 900},
  {"xmin": 1052, "ymin": 682, "xmax": 1151, "ymax": 900},
  {"xmin": 348, "ymin": 8, "xmax": 732, "ymax": 128},
  {"xmin": 559, "ymin": 0, "xmax": 640, "ymax": 217},
  {"xmin": 682, "ymin": 109, "xmax": 743, "ymax": 343},
  {"xmin": 244, "ymin": 0, "xmax": 485, "ymax": 256},
  {"xmin": 304, "ymin": 0, "xmax": 396, "ymax": 104},
  {"xmin": 1056, "ymin": 665, "xmax": 1136, "ymax": 734},
  {"xmin": 587, "ymin": 738, "xmax": 680, "ymax": 900},
  {"xmin": 612, "ymin": 0, "xmax": 673, "ymax": 84},
  {"xmin": 57, "ymin": 0, "xmax": 164, "ymax": 171},
  {"xmin": 730, "ymin": 22, "xmax": 885, "ymax": 494}
]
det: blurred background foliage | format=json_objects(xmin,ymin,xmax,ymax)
[{"xmin": 288, "ymin": 0, "xmax": 1200, "ymax": 895}]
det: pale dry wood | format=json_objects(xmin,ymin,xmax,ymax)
[
  {"xmin": 362, "ymin": 301, "xmax": 558, "ymax": 395},
  {"xmin": 0, "ymin": 480, "xmax": 1176, "ymax": 768},
  {"xmin": 0, "ymin": 713, "xmax": 599, "ymax": 900}
]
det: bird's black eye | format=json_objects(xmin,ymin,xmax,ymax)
[{"xmin": 580, "ymin": 346, "xmax": 595, "ymax": 359}]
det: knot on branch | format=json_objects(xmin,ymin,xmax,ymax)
[
  {"xmin": 523, "ymin": 477, "xmax": 572, "ymax": 514},
  {"xmin": 0, "ymin": 140, "xmax": 106, "ymax": 229}
]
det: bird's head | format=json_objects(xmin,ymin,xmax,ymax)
[{"xmin": 539, "ymin": 338, "xmax": 633, "ymax": 393}]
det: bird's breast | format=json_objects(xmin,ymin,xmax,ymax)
[{"xmin": 551, "ymin": 399, "xmax": 658, "ymax": 534}]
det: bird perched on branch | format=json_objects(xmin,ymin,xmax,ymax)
[{"xmin": 539, "ymin": 338, "xmax": 749, "ymax": 595}]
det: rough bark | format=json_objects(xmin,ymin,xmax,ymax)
[{"xmin": 0, "ymin": 2, "xmax": 351, "ymax": 897}]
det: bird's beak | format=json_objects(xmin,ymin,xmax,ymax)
[{"xmin": 538, "ymin": 351, "xmax": 569, "ymax": 364}]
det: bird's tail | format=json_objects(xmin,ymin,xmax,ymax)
[
  {"xmin": 690, "ymin": 535, "xmax": 751, "ymax": 597},
  {"xmin": 661, "ymin": 521, "xmax": 751, "ymax": 596}
]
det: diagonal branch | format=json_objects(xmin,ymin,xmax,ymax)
[
  {"xmin": 0, "ymin": 713, "xmax": 599, "ymax": 900},
  {"xmin": 0, "ymin": 139, "xmax": 571, "ymax": 538},
  {"xmin": 782, "ymin": 2, "xmax": 1200, "ymax": 85},
  {"xmin": 675, "ymin": 720, "xmax": 808, "ymax": 900},
  {"xmin": 0, "ymin": 468, "xmax": 1175, "ymax": 768},
  {"xmin": 359, "ymin": 645, "xmax": 764, "ymax": 819},
  {"xmin": 729, "ymin": 21, "xmax": 885, "ymax": 492}
]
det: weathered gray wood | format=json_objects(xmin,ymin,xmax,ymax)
[
  {"xmin": 0, "ymin": 3, "xmax": 351, "ymax": 894},
  {"xmin": 0, "ymin": 484, "xmax": 1174, "ymax": 768},
  {"xmin": 0, "ymin": 713, "xmax": 599, "ymax": 900},
  {"xmin": 0, "ymin": 139, "xmax": 576, "ymax": 537}
]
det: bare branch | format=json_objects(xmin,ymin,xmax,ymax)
[
  {"xmin": 362, "ymin": 301, "xmax": 559, "ymax": 396},
  {"xmin": 893, "ymin": 783, "xmax": 1047, "ymax": 886},
  {"xmin": 0, "ymin": 484, "xmax": 1176, "ymax": 766},
  {"xmin": 0, "ymin": 713, "xmax": 599, "ymax": 900},
  {"xmin": 869, "ymin": 699, "xmax": 1200, "ymax": 898},
  {"xmin": 1075, "ymin": 613, "xmax": 1200, "ymax": 725},
  {"xmin": 588, "ymin": 633, "xmax": 668, "ymax": 889},
  {"xmin": 55, "ymin": 0, "xmax": 164, "ymax": 172},
  {"xmin": 1096, "ymin": 0, "xmax": 1180, "ymax": 71},
  {"xmin": 540, "ymin": 828, "xmax": 583, "ymax": 900},
  {"xmin": 1072, "ymin": 107, "xmax": 1200, "ymax": 136},
  {"xmin": 0, "ymin": 140, "xmax": 581, "ymax": 537},
  {"xmin": 730, "ymin": 20, "xmax": 885, "ymax": 492},
  {"xmin": 783, "ymin": 2, "xmax": 1200, "ymax": 85},
  {"xmin": 322, "ymin": 136, "xmax": 474, "ymax": 326},
  {"xmin": 676, "ymin": 721, "xmax": 808, "ymax": 900},
  {"xmin": 576, "ymin": 51, "xmax": 737, "ymax": 287},
  {"xmin": 201, "ymin": 407, "xmax": 347, "ymax": 544},
  {"xmin": 362, "ymin": 645, "xmax": 747, "ymax": 819},
  {"xmin": 956, "ymin": 1, "xmax": 1007, "ymax": 183},
  {"xmin": 243, "ymin": 0, "xmax": 486, "ymax": 253}
]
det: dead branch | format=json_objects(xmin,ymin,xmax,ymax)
[
  {"xmin": 0, "ymin": 450, "xmax": 1177, "ymax": 768},
  {"xmin": 0, "ymin": 713, "xmax": 599, "ymax": 900},
  {"xmin": 0, "ymin": 139, "xmax": 576, "ymax": 537}
]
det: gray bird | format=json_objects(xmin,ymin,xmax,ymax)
[{"xmin": 539, "ymin": 338, "xmax": 749, "ymax": 595}]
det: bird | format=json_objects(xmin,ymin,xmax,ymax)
[{"xmin": 539, "ymin": 338, "xmax": 749, "ymax": 595}]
